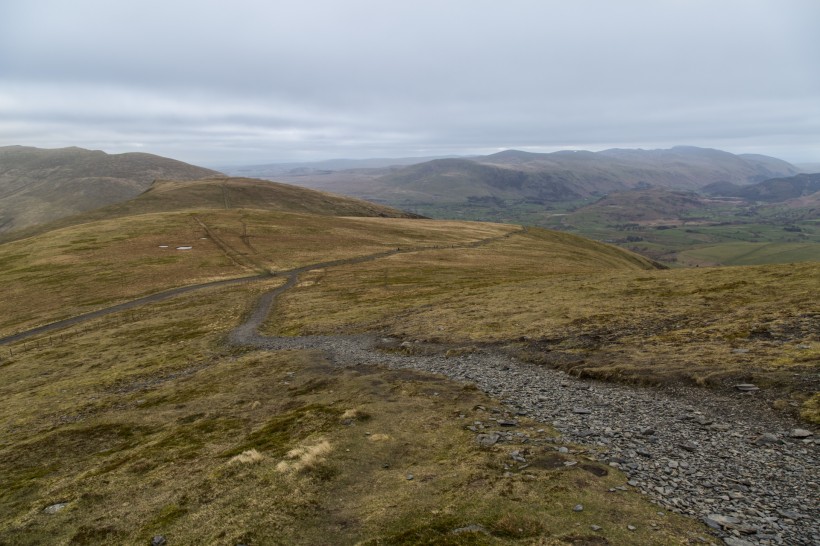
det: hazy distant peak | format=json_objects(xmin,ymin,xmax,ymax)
[{"xmin": 484, "ymin": 149, "xmax": 538, "ymax": 159}]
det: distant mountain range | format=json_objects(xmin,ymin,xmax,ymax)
[
  {"xmin": 0, "ymin": 146, "xmax": 222, "ymax": 233},
  {"xmin": 223, "ymin": 155, "xmax": 462, "ymax": 178},
  {"xmin": 251, "ymin": 146, "xmax": 800, "ymax": 207},
  {"xmin": 2, "ymin": 144, "xmax": 812, "ymax": 259},
  {"xmin": 224, "ymin": 145, "xmax": 815, "ymax": 266}
]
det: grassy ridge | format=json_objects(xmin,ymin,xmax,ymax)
[
  {"xmin": 0, "ymin": 176, "xmax": 417, "ymax": 245},
  {"xmin": 0, "ymin": 210, "xmax": 514, "ymax": 337},
  {"xmin": 93, "ymin": 176, "xmax": 422, "ymax": 220},
  {"xmin": 263, "ymin": 227, "xmax": 659, "ymax": 337}
]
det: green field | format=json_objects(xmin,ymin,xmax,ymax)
[
  {"xmin": 412, "ymin": 192, "xmax": 820, "ymax": 267},
  {"xmin": 679, "ymin": 242, "xmax": 820, "ymax": 266}
]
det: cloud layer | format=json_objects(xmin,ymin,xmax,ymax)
[{"xmin": 2, "ymin": 0, "xmax": 818, "ymax": 165}]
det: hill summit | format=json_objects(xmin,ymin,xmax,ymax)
[
  {"xmin": 135, "ymin": 177, "xmax": 422, "ymax": 218},
  {"xmin": 0, "ymin": 145, "xmax": 222, "ymax": 233}
]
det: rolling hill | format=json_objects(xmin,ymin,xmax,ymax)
[
  {"xmin": 0, "ymin": 176, "xmax": 491, "ymax": 335},
  {"xmin": 0, "ymin": 176, "xmax": 421, "ymax": 245},
  {"xmin": 0, "ymin": 145, "xmax": 222, "ymax": 233},
  {"xmin": 0, "ymin": 171, "xmax": 816, "ymax": 544},
  {"xmin": 131, "ymin": 177, "xmax": 421, "ymax": 218}
]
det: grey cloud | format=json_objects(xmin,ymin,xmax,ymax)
[{"xmin": 1, "ymin": 0, "xmax": 818, "ymax": 165}]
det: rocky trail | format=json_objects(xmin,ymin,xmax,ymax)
[{"xmin": 231, "ymin": 262, "xmax": 819, "ymax": 546}]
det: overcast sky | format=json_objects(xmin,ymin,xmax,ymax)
[{"xmin": 1, "ymin": 0, "xmax": 818, "ymax": 166}]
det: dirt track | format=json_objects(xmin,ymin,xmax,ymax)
[
  {"xmin": 0, "ymin": 273, "xmax": 269, "ymax": 346},
  {"xmin": 0, "ymin": 227, "xmax": 523, "ymax": 347}
]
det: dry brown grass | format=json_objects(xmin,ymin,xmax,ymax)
[
  {"xmin": 275, "ymin": 440, "xmax": 333, "ymax": 473},
  {"xmin": 0, "ymin": 209, "xmax": 515, "ymax": 337},
  {"xmin": 0, "ymin": 279, "xmax": 706, "ymax": 545},
  {"xmin": 264, "ymin": 228, "xmax": 818, "ymax": 411},
  {"xmin": 263, "ymin": 227, "xmax": 658, "ymax": 337},
  {"xmin": 228, "ymin": 449, "xmax": 265, "ymax": 465}
]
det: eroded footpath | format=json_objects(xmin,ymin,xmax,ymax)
[{"xmin": 232, "ymin": 289, "xmax": 819, "ymax": 546}]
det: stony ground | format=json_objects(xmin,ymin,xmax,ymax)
[{"xmin": 233, "ymin": 327, "xmax": 819, "ymax": 546}]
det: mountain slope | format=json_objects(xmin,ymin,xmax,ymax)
[
  {"xmin": 474, "ymin": 146, "xmax": 798, "ymax": 191},
  {"xmin": 0, "ymin": 145, "xmax": 222, "ymax": 233},
  {"xmin": 564, "ymin": 188, "xmax": 708, "ymax": 224},
  {"xmin": 702, "ymin": 172, "xmax": 820, "ymax": 203},
  {"xmin": 0, "ymin": 176, "xmax": 421, "ymax": 244},
  {"xmin": 271, "ymin": 146, "xmax": 799, "ymax": 208},
  {"xmin": 369, "ymin": 158, "xmax": 594, "ymax": 204}
]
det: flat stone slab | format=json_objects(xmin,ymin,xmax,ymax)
[
  {"xmin": 734, "ymin": 384, "xmax": 759, "ymax": 392},
  {"xmin": 790, "ymin": 428, "xmax": 812, "ymax": 438}
]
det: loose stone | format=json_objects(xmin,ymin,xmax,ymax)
[
  {"xmin": 476, "ymin": 433, "xmax": 501, "ymax": 447},
  {"xmin": 734, "ymin": 384, "xmax": 759, "ymax": 392},
  {"xmin": 678, "ymin": 441, "xmax": 698, "ymax": 452},
  {"xmin": 753, "ymin": 433, "xmax": 779, "ymax": 446},
  {"xmin": 43, "ymin": 503, "xmax": 67, "ymax": 514},
  {"xmin": 790, "ymin": 428, "xmax": 812, "ymax": 438},
  {"xmin": 452, "ymin": 524, "xmax": 489, "ymax": 535},
  {"xmin": 723, "ymin": 538, "xmax": 754, "ymax": 546}
]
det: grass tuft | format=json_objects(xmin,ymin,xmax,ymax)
[
  {"xmin": 228, "ymin": 449, "xmax": 265, "ymax": 465},
  {"xmin": 800, "ymin": 393, "xmax": 820, "ymax": 425}
]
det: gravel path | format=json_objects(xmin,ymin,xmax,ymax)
[{"xmin": 232, "ymin": 271, "xmax": 819, "ymax": 546}]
